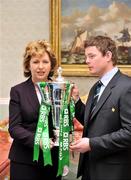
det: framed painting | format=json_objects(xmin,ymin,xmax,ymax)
[{"xmin": 50, "ymin": 0, "xmax": 131, "ymax": 76}]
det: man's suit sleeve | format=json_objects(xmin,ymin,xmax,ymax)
[{"xmin": 75, "ymin": 99, "xmax": 85, "ymax": 126}]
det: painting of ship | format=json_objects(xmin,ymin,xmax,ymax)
[
  {"xmin": 69, "ymin": 29, "xmax": 88, "ymax": 54},
  {"xmin": 61, "ymin": 29, "xmax": 88, "ymax": 64},
  {"xmin": 60, "ymin": 0, "xmax": 131, "ymax": 68},
  {"xmin": 61, "ymin": 26, "xmax": 131, "ymax": 65}
]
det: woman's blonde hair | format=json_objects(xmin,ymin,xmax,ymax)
[{"xmin": 23, "ymin": 40, "xmax": 57, "ymax": 78}]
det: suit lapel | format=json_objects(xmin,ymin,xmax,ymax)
[
  {"xmin": 90, "ymin": 85, "xmax": 112, "ymax": 120},
  {"xmin": 89, "ymin": 70, "xmax": 121, "ymax": 121},
  {"xmin": 84, "ymin": 84, "xmax": 97, "ymax": 126},
  {"xmin": 26, "ymin": 78, "xmax": 40, "ymax": 112}
]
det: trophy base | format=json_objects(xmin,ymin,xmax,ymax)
[{"xmin": 53, "ymin": 129, "xmax": 59, "ymax": 146}]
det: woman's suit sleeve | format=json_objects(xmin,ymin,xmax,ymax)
[{"xmin": 9, "ymin": 87, "xmax": 35, "ymax": 148}]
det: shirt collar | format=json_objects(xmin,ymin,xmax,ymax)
[{"xmin": 100, "ymin": 67, "xmax": 118, "ymax": 87}]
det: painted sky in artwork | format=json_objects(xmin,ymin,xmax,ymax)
[{"xmin": 61, "ymin": 0, "xmax": 131, "ymax": 48}]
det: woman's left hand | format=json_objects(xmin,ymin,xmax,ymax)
[
  {"xmin": 40, "ymin": 138, "xmax": 55, "ymax": 149},
  {"xmin": 50, "ymin": 138, "xmax": 55, "ymax": 149}
]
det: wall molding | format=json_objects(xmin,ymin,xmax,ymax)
[{"xmin": 0, "ymin": 98, "xmax": 9, "ymax": 105}]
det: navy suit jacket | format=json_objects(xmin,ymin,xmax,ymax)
[
  {"xmin": 76, "ymin": 71, "xmax": 131, "ymax": 180},
  {"xmin": 8, "ymin": 78, "xmax": 54, "ymax": 165}
]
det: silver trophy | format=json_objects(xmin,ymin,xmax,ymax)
[
  {"xmin": 37, "ymin": 67, "xmax": 73, "ymax": 146},
  {"xmin": 48, "ymin": 67, "xmax": 71, "ymax": 146}
]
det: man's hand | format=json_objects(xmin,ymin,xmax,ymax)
[
  {"xmin": 70, "ymin": 137, "xmax": 91, "ymax": 153},
  {"xmin": 71, "ymin": 84, "xmax": 79, "ymax": 103}
]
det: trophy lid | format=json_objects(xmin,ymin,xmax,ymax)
[{"xmin": 55, "ymin": 67, "xmax": 65, "ymax": 83}]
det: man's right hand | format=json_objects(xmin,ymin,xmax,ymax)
[{"xmin": 71, "ymin": 84, "xmax": 79, "ymax": 103}]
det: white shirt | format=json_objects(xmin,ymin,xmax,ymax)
[
  {"xmin": 35, "ymin": 84, "xmax": 42, "ymax": 104},
  {"xmin": 98, "ymin": 67, "xmax": 118, "ymax": 100}
]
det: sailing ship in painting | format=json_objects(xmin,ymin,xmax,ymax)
[
  {"xmin": 61, "ymin": 27, "xmax": 131, "ymax": 65},
  {"xmin": 61, "ymin": 29, "xmax": 87, "ymax": 64}
]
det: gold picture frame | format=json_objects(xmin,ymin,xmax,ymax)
[{"xmin": 50, "ymin": 0, "xmax": 131, "ymax": 76}]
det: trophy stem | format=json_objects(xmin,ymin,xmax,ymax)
[{"xmin": 53, "ymin": 129, "xmax": 60, "ymax": 146}]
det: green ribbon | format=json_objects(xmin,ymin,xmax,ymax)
[
  {"xmin": 41, "ymin": 103, "xmax": 52, "ymax": 166},
  {"xmin": 33, "ymin": 81, "xmax": 75, "ymax": 176},
  {"xmin": 69, "ymin": 97, "xmax": 75, "ymax": 142},
  {"xmin": 33, "ymin": 103, "xmax": 45, "ymax": 161},
  {"xmin": 33, "ymin": 82, "xmax": 52, "ymax": 166},
  {"xmin": 57, "ymin": 82, "xmax": 75, "ymax": 176},
  {"xmin": 69, "ymin": 83, "xmax": 75, "ymax": 132}
]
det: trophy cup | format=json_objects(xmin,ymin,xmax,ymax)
[
  {"xmin": 36, "ymin": 67, "xmax": 74, "ymax": 146},
  {"xmin": 48, "ymin": 67, "xmax": 72, "ymax": 146},
  {"xmin": 35, "ymin": 67, "xmax": 75, "ymax": 175}
]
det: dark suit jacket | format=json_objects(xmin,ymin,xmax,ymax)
[
  {"xmin": 76, "ymin": 71, "xmax": 131, "ymax": 180},
  {"xmin": 8, "ymin": 78, "xmax": 55, "ymax": 165}
]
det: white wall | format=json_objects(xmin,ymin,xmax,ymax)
[
  {"xmin": 0, "ymin": 0, "xmax": 49, "ymax": 98},
  {"xmin": 0, "ymin": 0, "xmax": 50, "ymax": 119},
  {"xmin": 0, "ymin": 0, "xmax": 97, "ymax": 119}
]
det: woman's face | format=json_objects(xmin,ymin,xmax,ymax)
[{"xmin": 29, "ymin": 52, "xmax": 51, "ymax": 82}]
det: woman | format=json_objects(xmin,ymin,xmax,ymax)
[{"xmin": 8, "ymin": 40, "xmax": 61, "ymax": 180}]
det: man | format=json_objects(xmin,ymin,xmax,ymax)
[{"xmin": 70, "ymin": 35, "xmax": 131, "ymax": 180}]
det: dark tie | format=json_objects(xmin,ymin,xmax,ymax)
[{"xmin": 91, "ymin": 80, "xmax": 102, "ymax": 113}]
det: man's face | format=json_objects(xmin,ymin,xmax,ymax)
[{"xmin": 85, "ymin": 46, "xmax": 112, "ymax": 77}]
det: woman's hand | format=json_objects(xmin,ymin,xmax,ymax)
[
  {"xmin": 50, "ymin": 138, "xmax": 55, "ymax": 149},
  {"xmin": 40, "ymin": 138, "xmax": 55, "ymax": 149}
]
